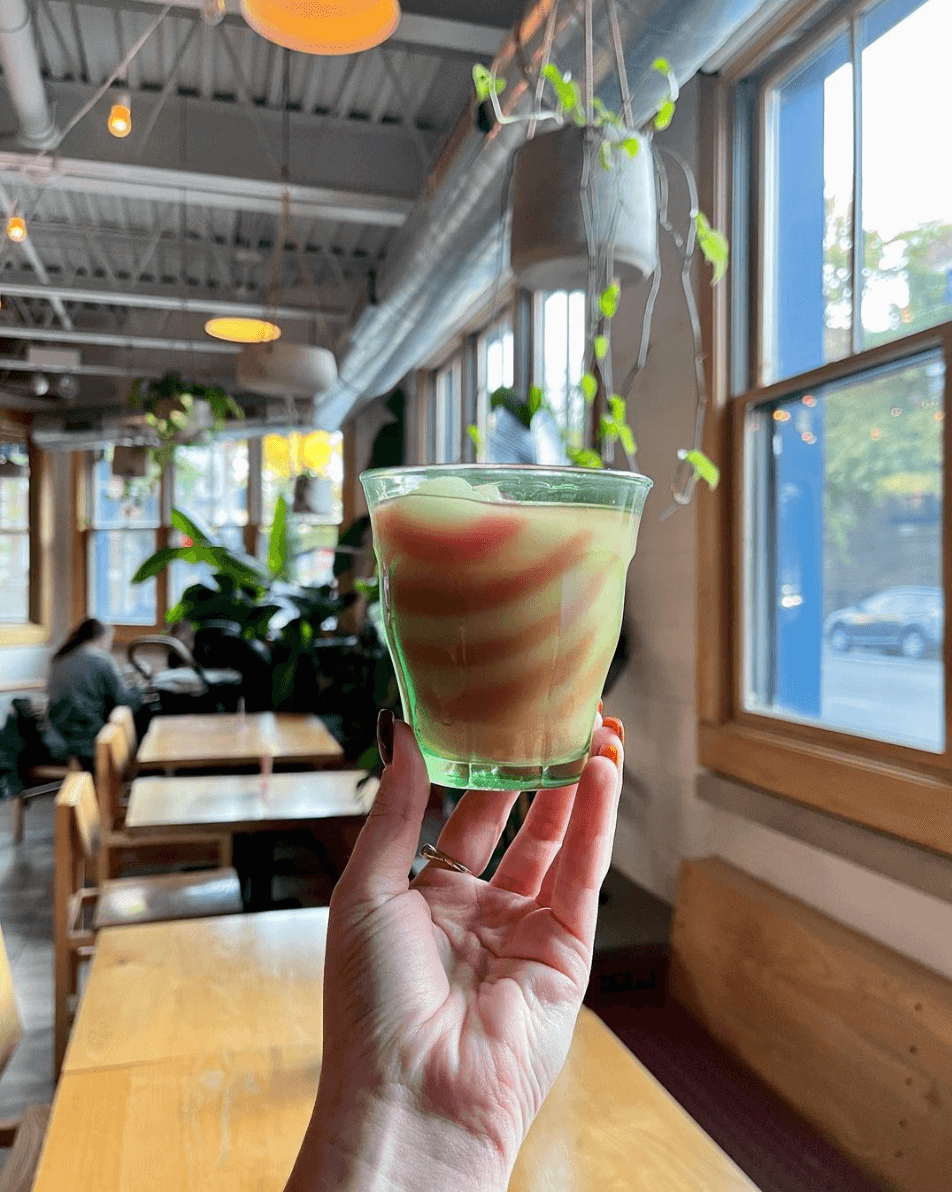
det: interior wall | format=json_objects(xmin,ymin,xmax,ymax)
[{"xmin": 608, "ymin": 78, "xmax": 952, "ymax": 982}]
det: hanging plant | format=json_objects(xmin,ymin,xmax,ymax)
[{"xmin": 470, "ymin": 27, "xmax": 727, "ymax": 510}]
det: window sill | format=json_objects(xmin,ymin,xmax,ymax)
[
  {"xmin": 698, "ymin": 719, "xmax": 952, "ymax": 858},
  {"xmin": 0, "ymin": 623, "xmax": 50, "ymax": 648}
]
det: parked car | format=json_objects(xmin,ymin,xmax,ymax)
[{"xmin": 823, "ymin": 586, "xmax": 943, "ymax": 659}]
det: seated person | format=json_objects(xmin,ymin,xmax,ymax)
[{"xmin": 47, "ymin": 618, "xmax": 143, "ymax": 770}]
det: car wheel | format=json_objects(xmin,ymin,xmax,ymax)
[
  {"xmin": 901, "ymin": 628, "xmax": 926, "ymax": 660},
  {"xmin": 829, "ymin": 626, "xmax": 850, "ymax": 653}
]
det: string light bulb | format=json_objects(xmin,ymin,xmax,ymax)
[
  {"xmin": 108, "ymin": 92, "xmax": 132, "ymax": 138},
  {"xmin": 5, "ymin": 214, "xmax": 27, "ymax": 243}
]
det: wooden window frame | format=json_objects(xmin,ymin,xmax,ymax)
[
  {"xmin": 696, "ymin": 8, "xmax": 952, "ymax": 858},
  {"xmin": 0, "ymin": 420, "xmax": 52, "ymax": 648}
]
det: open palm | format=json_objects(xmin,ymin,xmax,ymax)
[{"xmin": 317, "ymin": 715, "xmax": 624, "ymax": 1173}]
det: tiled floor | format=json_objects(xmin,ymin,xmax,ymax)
[
  {"xmin": 0, "ymin": 794, "xmax": 56, "ymax": 1118},
  {"xmin": 0, "ymin": 790, "xmax": 671, "ymax": 1130}
]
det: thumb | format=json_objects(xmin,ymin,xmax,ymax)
[{"xmin": 342, "ymin": 719, "xmax": 431, "ymax": 898}]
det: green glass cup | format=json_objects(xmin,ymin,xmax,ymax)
[{"xmin": 360, "ymin": 464, "xmax": 652, "ymax": 790}]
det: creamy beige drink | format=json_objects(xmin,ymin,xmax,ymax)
[{"xmin": 365, "ymin": 471, "xmax": 647, "ymax": 789}]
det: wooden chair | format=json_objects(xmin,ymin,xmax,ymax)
[
  {"xmin": 0, "ymin": 922, "xmax": 50, "ymax": 1192},
  {"xmin": 107, "ymin": 704, "xmax": 137, "ymax": 755},
  {"xmin": 54, "ymin": 772, "xmax": 242, "ymax": 1076},
  {"xmin": 9, "ymin": 758, "xmax": 81, "ymax": 845},
  {"xmin": 94, "ymin": 722, "xmax": 231, "ymax": 882}
]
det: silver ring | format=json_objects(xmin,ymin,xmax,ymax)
[{"xmin": 419, "ymin": 842, "xmax": 471, "ymax": 874}]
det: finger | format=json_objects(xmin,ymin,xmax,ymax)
[
  {"xmin": 543, "ymin": 727, "xmax": 623, "ymax": 946},
  {"xmin": 343, "ymin": 720, "xmax": 431, "ymax": 898},
  {"xmin": 431, "ymin": 787, "xmax": 521, "ymax": 877},
  {"xmin": 488, "ymin": 782, "xmax": 578, "ymax": 898}
]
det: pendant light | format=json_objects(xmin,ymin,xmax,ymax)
[
  {"xmin": 107, "ymin": 92, "xmax": 132, "ymax": 138},
  {"xmin": 5, "ymin": 213, "xmax": 27, "ymax": 243},
  {"xmin": 204, "ymin": 316, "xmax": 282, "ymax": 343},
  {"xmin": 240, "ymin": 0, "xmax": 401, "ymax": 56}
]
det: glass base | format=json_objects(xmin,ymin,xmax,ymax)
[{"xmin": 421, "ymin": 746, "xmax": 589, "ymax": 791}]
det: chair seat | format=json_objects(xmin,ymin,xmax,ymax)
[
  {"xmin": 0, "ymin": 1103, "xmax": 50, "ymax": 1192},
  {"xmin": 151, "ymin": 667, "xmax": 242, "ymax": 695},
  {"xmin": 94, "ymin": 868, "xmax": 243, "ymax": 929},
  {"xmin": 26, "ymin": 764, "xmax": 72, "ymax": 782}
]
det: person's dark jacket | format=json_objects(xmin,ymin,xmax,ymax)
[
  {"xmin": 0, "ymin": 698, "xmax": 69, "ymax": 798},
  {"xmin": 47, "ymin": 646, "xmax": 141, "ymax": 765}
]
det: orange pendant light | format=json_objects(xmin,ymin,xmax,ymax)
[{"xmin": 240, "ymin": 0, "xmax": 401, "ymax": 55}]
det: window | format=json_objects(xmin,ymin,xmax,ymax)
[
  {"xmin": 536, "ymin": 290, "xmax": 586, "ymax": 443},
  {"xmin": 477, "ymin": 315, "xmax": 514, "ymax": 450},
  {"xmin": 433, "ymin": 358, "xmax": 462, "ymax": 464},
  {"xmin": 0, "ymin": 441, "xmax": 30, "ymax": 624},
  {"xmin": 88, "ymin": 456, "xmax": 159, "ymax": 626},
  {"xmin": 698, "ymin": 0, "xmax": 952, "ymax": 854},
  {"xmin": 260, "ymin": 431, "xmax": 342, "ymax": 587}
]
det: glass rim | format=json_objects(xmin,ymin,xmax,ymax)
[{"xmin": 360, "ymin": 462, "xmax": 653, "ymax": 490}]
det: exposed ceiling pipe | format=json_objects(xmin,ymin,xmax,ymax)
[
  {"xmin": 317, "ymin": 0, "xmax": 785, "ymax": 430},
  {"xmin": 0, "ymin": 0, "xmax": 59, "ymax": 150}
]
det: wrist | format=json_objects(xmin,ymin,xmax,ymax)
[{"xmin": 285, "ymin": 1074, "xmax": 512, "ymax": 1192}]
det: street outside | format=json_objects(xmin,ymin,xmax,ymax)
[{"xmin": 819, "ymin": 646, "xmax": 943, "ymax": 752}]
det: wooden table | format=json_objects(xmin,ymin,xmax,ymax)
[
  {"xmin": 135, "ymin": 711, "xmax": 344, "ymax": 771},
  {"xmin": 124, "ymin": 771, "xmax": 377, "ymax": 910},
  {"xmin": 36, "ymin": 912, "xmax": 760, "ymax": 1192}
]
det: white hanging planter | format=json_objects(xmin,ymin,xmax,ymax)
[
  {"xmin": 509, "ymin": 124, "xmax": 658, "ymax": 291},
  {"xmin": 237, "ymin": 342, "xmax": 338, "ymax": 399}
]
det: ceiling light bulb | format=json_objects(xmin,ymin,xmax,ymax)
[
  {"xmin": 203, "ymin": 0, "xmax": 226, "ymax": 24},
  {"xmin": 204, "ymin": 316, "xmax": 282, "ymax": 343},
  {"xmin": 6, "ymin": 215, "xmax": 27, "ymax": 243},
  {"xmin": 108, "ymin": 94, "xmax": 132, "ymax": 138}
]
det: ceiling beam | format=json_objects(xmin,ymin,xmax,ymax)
[
  {"xmin": 0, "ymin": 276, "xmax": 351, "ymax": 322},
  {"xmin": 0, "ymin": 325, "xmax": 240, "ymax": 353},
  {"xmin": 0, "ymin": 82, "xmax": 429, "ymax": 226}
]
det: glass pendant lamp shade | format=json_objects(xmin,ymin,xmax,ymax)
[{"xmin": 240, "ymin": 0, "xmax": 401, "ymax": 55}]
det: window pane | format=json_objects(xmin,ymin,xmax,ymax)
[
  {"xmin": 744, "ymin": 352, "xmax": 944, "ymax": 752},
  {"xmin": 174, "ymin": 440, "xmax": 248, "ymax": 528},
  {"xmin": 0, "ymin": 442, "xmax": 29, "ymax": 530},
  {"xmin": 435, "ymin": 361, "xmax": 460, "ymax": 464},
  {"xmin": 860, "ymin": 0, "xmax": 952, "ymax": 348},
  {"xmin": 92, "ymin": 456, "xmax": 160, "ymax": 528},
  {"xmin": 539, "ymin": 290, "xmax": 586, "ymax": 442},
  {"xmin": 262, "ymin": 432, "xmax": 343, "ymax": 525},
  {"xmin": 0, "ymin": 532, "xmax": 29, "ymax": 623},
  {"xmin": 89, "ymin": 530, "xmax": 157, "ymax": 625},
  {"xmin": 767, "ymin": 33, "xmax": 853, "ymax": 383}
]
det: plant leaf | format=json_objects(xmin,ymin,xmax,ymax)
[
  {"xmin": 580, "ymin": 372, "xmax": 598, "ymax": 404},
  {"xmin": 528, "ymin": 386, "xmax": 543, "ymax": 417},
  {"xmin": 652, "ymin": 57, "xmax": 671, "ymax": 74},
  {"xmin": 472, "ymin": 63, "xmax": 505, "ymax": 102},
  {"xmin": 130, "ymin": 546, "xmax": 183, "ymax": 585},
  {"xmin": 620, "ymin": 136, "xmax": 640, "ymax": 158},
  {"xmin": 654, "ymin": 99, "xmax": 675, "ymax": 131},
  {"xmin": 594, "ymin": 334, "xmax": 608, "ymax": 361},
  {"xmin": 170, "ymin": 507, "xmax": 212, "ymax": 546},
  {"xmin": 619, "ymin": 424, "xmax": 636, "ymax": 455},
  {"xmin": 610, "ymin": 395, "xmax": 626, "ymax": 421},
  {"xmin": 694, "ymin": 213, "xmax": 730, "ymax": 284},
  {"xmin": 268, "ymin": 494, "xmax": 288, "ymax": 580},
  {"xmin": 599, "ymin": 282, "xmax": 621, "ymax": 319},
  {"xmin": 679, "ymin": 448, "xmax": 720, "ymax": 490},
  {"xmin": 567, "ymin": 447, "xmax": 603, "ymax": 469},
  {"xmin": 466, "ymin": 424, "xmax": 483, "ymax": 454},
  {"xmin": 599, "ymin": 139, "xmax": 612, "ymax": 171},
  {"xmin": 600, "ymin": 415, "xmax": 619, "ymax": 441}
]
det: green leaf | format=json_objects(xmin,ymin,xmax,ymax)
[
  {"xmin": 618, "ymin": 424, "xmax": 636, "ymax": 455},
  {"xmin": 528, "ymin": 386, "xmax": 543, "ymax": 417},
  {"xmin": 165, "ymin": 600, "xmax": 187, "ymax": 625},
  {"xmin": 542, "ymin": 63, "xmax": 580, "ymax": 119},
  {"xmin": 694, "ymin": 213, "xmax": 730, "ymax": 284},
  {"xmin": 610, "ymin": 396, "xmax": 626, "ymax": 422},
  {"xmin": 466, "ymin": 424, "xmax": 482, "ymax": 454},
  {"xmin": 472, "ymin": 63, "xmax": 505, "ymax": 102},
  {"xmin": 600, "ymin": 415, "xmax": 619, "ymax": 441},
  {"xmin": 654, "ymin": 99, "xmax": 675, "ymax": 131},
  {"xmin": 268, "ymin": 494, "xmax": 288, "ymax": 579},
  {"xmin": 599, "ymin": 139, "xmax": 612, "ymax": 171},
  {"xmin": 580, "ymin": 372, "xmax": 598, "ymax": 405},
  {"xmin": 130, "ymin": 546, "xmax": 183, "ymax": 585},
  {"xmin": 594, "ymin": 335, "xmax": 608, "ymax": 361},
  {"xmin": 170, "ymin": 507, "xmax": 212, "ymax": 546},
  {"xmin": 599, "ymin": 282, "xmax": 621, "ymax": 319},
  {"xmin": 567, "ymin": 447, "xmax": 604, "ymax": 469},
  {"xmin": 679, "ymin": 448, "xmax": 720, "ymax": 491},
  {"xmin": 652, "ymin": 57, "xmax": 671, "ymax": 74},
  {"xmin": 168, "ymin": 409, "xmax": 187, "ymax": 428},
  {"xmin": 619, "ymin": 136, "xmax": 641, "ymax": 158}
]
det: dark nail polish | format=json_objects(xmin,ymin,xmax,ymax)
[{"xmin": 377, "ymin": 708, "xmax": 395, "ymax": 767}]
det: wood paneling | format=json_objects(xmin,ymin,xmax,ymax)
[{"xmin": 670, "ymin": 857, "xmax": 952, "ymax": 1192}]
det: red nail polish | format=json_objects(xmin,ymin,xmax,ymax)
[
  {"xmin": 377, "ymin": 709, "xmax": 395, "ymax": 767},
  {"xmin": 597, "ymin": 699, "xmax": 604, "ymax": 716},
  {"xmin": 603, "ymin": 716, "xmax": 625, "ymax": 745},
  {"xmin": 599, "ymin": 743, "xmax": 620, "ymax": 765}
]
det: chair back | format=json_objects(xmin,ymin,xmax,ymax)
[
  {"xmin": 0, "ymin": 923, "xmax": 23, "ymax": 1079},
  {"xmin": 108, "ymin": 704, "xmax": 137, "ymax": 755},
  {"xmin": 94, "ymin": 722, "xmax": 130, "ymax": 831}
]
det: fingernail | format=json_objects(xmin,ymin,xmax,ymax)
[
  {"xmin": 597, "ymin": 699, "xmax": 604, "ymax": 716},
  {"xmin": 603, "ymin": 716, "xmax": 625, "ymax": 745},
  {"xmin": 377, "ymin": 709, "xmax": 395, "ymax": 768},
  {"xmin": 599, "ymin": 743, "xmax": 620, "ymax": 765}
]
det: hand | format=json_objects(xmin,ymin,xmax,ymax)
[{"xmin": 285, "ymin": 709, "xmax": 625, "ymax": 1192}]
